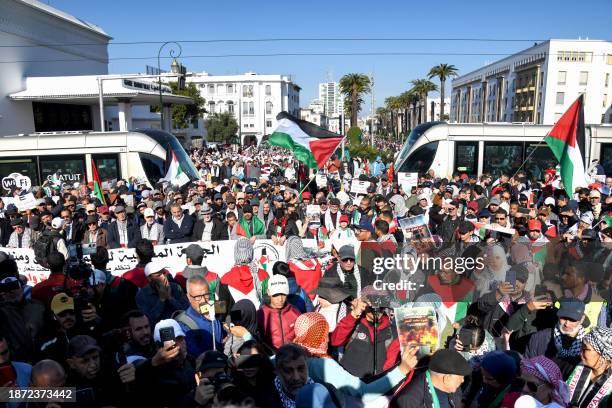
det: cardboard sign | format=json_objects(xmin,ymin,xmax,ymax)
[
  {"xmin": 316, "ymin": 174, "xmax": 328, "ymax": 188},
  {"xmin": 397, "ymin": 172, "xmax": 418, "ymax": 193},
  {"xmin": 350, "ymin": 179, "xmax": 370, "ymax": 194},
  {"xmin": 14, "ymin": 193, "xmax": 37, "ymax": 211},
  {"xmin": 306, "ymin": 205, "xmax": 321, "ymax": 217},
  {"xmin": 2, "ymin": 173, "xmax": 32, "ymax": 192}
]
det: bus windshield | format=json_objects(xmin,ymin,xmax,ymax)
[
  {"xmin": 136, "ymin": 129, "xmax": 199, "ymax": 183},
  {"xmin": 394, "ymin": 122, "xmax": 444, "ymax": 170}
]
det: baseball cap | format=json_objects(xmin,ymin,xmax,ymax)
[
  {"xmin": 273, "ymin": 195, "xmax": 284, "ymax": 202},
  {"xmin": 338, "ymin": 245, "xmax": 355, "ymax": 261},
  {"xmin": 268, "ymin": 274, "xmax": 290, "ymax": 296},
  {"xmin": 182, "ymin": 244, "xmax": 204, "ymax": 260},
  {"xmin": 544, "ymin": 197, "xmax": 556, "ymax": 206},
  {"xmin": 114, "ymin": 205, "xmax": 126, "ymax": 213},
  {"xmin": 557, "ymin": 298, "xmax": 585, "ymax": 321},
  {"xmin": 197, "ymin": 351, "xmax": 228, "ymax": 372},
  {"xmin": 478, "ymin": 209, "xmax": 491, "ymax": 218},
  {"xmin": 354, "ymin": 217, "xmax": 375, "ymax": 234},
  {"xmin": 242, "ymin": 204, "xmax": 253, "ymax": 213},
  {"xmin": 589, "ymin": 190, "xmax": 601, "ymax": 198},
  {"xmin": 527, "ymin": 219, "xmax": 542, "ymax": 231},
  {"xmin": 153, "ymin": 319, "xmax": 185, "ymax": 343},
  {"xmin": 302, "ymin": 191, "xmax": 311, "ymax": 200},
  {"xmin": 98, "ymin": 205, "xmax": 109, "ymax": 214},
  {"xmin": 467, "ymin": 201, "xmax": 479, "ymax": 212},
  {"xmin": 85, "ymin": 215, "xmax": 98, "ymax": 225},
  {"xmin": 51, "ymin": 293, "xmax": 74, "ymax": 315},
  {"xmin": 144, "ymin": 261, "xmax": 166, "ymax": 277},
  {"xmin": 339, "ymin": 214, "xmax": 349, "ymax": 223},
  {"xmin": 489, "ymin": 197, "xmax": 501, "ymax": 206},
  {"xmin": 144, "ymin": 208, "xmax": 155, "ymax": 217},
  {"xmin": 51, "ymin": 217, "xmax": 64, "ymax": 229},
  {"xmin": 68, "ymin": 335, "xmax": 101, "ymax": 358},
  {"xmin": 580, "ymin": 212, "xmax": 594, "ymax": 225}
]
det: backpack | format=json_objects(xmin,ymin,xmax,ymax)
[{"xmin": 33, "ymin": 231, "xmax": 60, "ymax": 268}]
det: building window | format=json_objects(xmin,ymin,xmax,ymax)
[
  {"xmin": 244, "ymin": 124, "xmax": 248, "ymax": 128},
  {"xmin": 208, "ymin": 84, "xmax": 215, "ymax": 94},
  {"xmin": 227, "ymin": 84, "xmax": 234, "ymax": 94},
  {"xmin": 556, "ymin": 92, "xmax": 565, "ymax": 105},
  {"xmin": 266, "ymin": 120, "xmax": 272, "ymax": 128},
  {"xmin": 265, "ymin": 101, "xmax": 273, "ymax": 114},
  {"xmin": 217, "ymin": 84, "xmax": 224, "ymax": 94},
  {"xmin": 243, "ymin": 85, "xmax": 253, "ymax": 98},
  {"xmin": 227, "ymin": 101, "xmax": 234, "ymax": 113},
  {"xmin": 242, "ymin": 102, "xmax": 249, "ymax": 115},
  {"xmin": 605, "ymin": 73, "xmax": 610, "ymax": 87},
  {"xmin": 265, "ymin": 85, "xmax": 271, "ymax": 96},
  {"xmin": 557, "ymin": 71, "xmax": 566, "ymax": 85},
  {"xmin": 250, "ymin": 124, "xmax": 254, "ymax": 128},
  {"xmin": 208, "ymin": 101, "xmax": 216, "ymax": 113},
  {"xmin": 579, "ymin": 71, "xmax": 588, "ymax": 86},
  {"xmin": 249, "ymin": 102, "xmax": 254, "ymax": 115}
]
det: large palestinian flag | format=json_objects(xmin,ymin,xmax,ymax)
[
  {"xmin": 268, "ymin": 112, "xmax": 344, "ymax": 170},
  {"xmin": 545, "ymin": 95, "xmax": 588, "ymax": 197}
]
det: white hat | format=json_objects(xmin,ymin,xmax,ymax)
[
  {"xmin": 418, "ymin": 193, "xmax": 429, "ymax": 201},
  {"xmin": 141, "ymin": 190, "xmax": 151, "ymax": 199},
  {"xmin": 144, "ymin": 261, "xmax": 166, "ymax": 277},
  {"xmin": 580, "ymin": 212, "xmax": 594, "ymax": 225},
  {"xmin": 267, "ymin": 274, "xmax": 289, "ymax": 296},
  {"xmin": 544, "ymin": 197, "xmax": 556, "ymax": 206},
  {"xmin": 51, "ymin": 217, "xmax": 64, "ymax": 229},
  {"xmin": 153, "ymin": 319, "xmax": 185, "ymax": 343},
  {"xmin": 144, "ymin": 208, "xmax": 155, "ymax": 217}
]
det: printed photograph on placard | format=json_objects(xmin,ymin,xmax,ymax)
[{"xmin": 394, "ymin": 304, "xmax": 439, "ymax": 357}]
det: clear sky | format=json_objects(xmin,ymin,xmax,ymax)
[{"xmin": 48, "ymin": 0, "xmax": 611, "ymax": 115}]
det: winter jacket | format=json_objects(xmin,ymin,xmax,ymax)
[
  {"xmin": 135, "ymin": 282, "xmax": 189, "ymax": 325},
  {"xmin": 140, "ymin": 222, "xmax": 165, "ymax": 245},
  {"xmin": 191, "ymin": 218, "xmax": 228, "ymax": 241},
  {"xmin": 390, "ymin": 370, "xmax": 463, "ymax": 408},
  {"xmin": 257, "ymin": 303, "xmax": 301, "ymax": 350},
  {"xmin": 0, "ymin": 299, "xmax": 48, "ymax": 363},
  {"xmin": 175, "ymin": 306, "xmax": 224, "ymax": 358},
  {"xmin": 163, "ymin": 216, "xmax": 194, "ymax": 244},
  {"xmin": 107, "ymin": 219, "xmax": 140, "ymax": 248}
]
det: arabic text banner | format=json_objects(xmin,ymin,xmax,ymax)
[{"xmin": 0, "ymin": 239, "xmax": 318, "ymax": 285}]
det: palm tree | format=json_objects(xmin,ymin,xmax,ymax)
[
  {"xmin": 375, "ymin": 107, "xmax": 390, "ymax": 134},
  {"xmin": 428, "ymin": 64, "xmax": 458, "ymax": 120},
  {"xmin": 397, "ymin": 91, "xmax": 415, "ymax": 135},
  {"xmin": 385, "ymin": 96, "xmax": 401, "ymax": 138},
  {"xmin": 339, "ymin": 73, "xmax": 372, "ymax": 128},
  {"xmin": 410, "ymin": 79, "xmax": 438, "ymax": 123}
]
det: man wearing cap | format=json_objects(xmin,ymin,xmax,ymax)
[
  {"xmin": 192, "ymin": 203, "xmax": 227, "ymax": 242},
  {"xmin": 7, "ymin": 217, "xmax": 32, "ymax": 248},
  {"xmin": 237, "ymin": 203, "xmax": 266, "ymax": 240},
  {"xmin": 140, "ymin": 207, "xmax": 165, "ymax": 245},
  {"xmin": 136, "ymin": 261, "xmax": 189, "ymax": 325},
  {"xmin": 323, "ymin": 245, "xmax": 371, "ymax": 301},
  {"xmin": 257, "ymin": 274, "xmax": 301, "ymax": 350},
  {"xmin": 524, "ymin": 218, "xmax": 549, "ymax": 244},
  {"xmin": 354, "ymin": 217, "xmax": 376, "ymax": 243},
  {"xmin": 177, "ymin": 244, "xmax": 219, "ymax": 294},
  {"xmin": 107, "ymin": 205, "xmax": 140, "ymax": 249},
  {"xmin": 39, "ymin": 293, "xmax": 78, "ymax": 362},
  {"xmin": 82, "ymin": 214, "xmax": 108, "ymax": 248},
  {"xmin": 323, "ymin": 197, "xmax": 342, "ymax": 232},
  {"xmin": 390, "ymin": 348, "xmax": 471, "ymax": 407}
]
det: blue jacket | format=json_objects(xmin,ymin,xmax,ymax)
[
  {"xmin": 177, "ymin": 306, "xmax": 224, "ymax": 358},
  {"xmin": 371, "ymin": 158, "xmax": 386, "ymax": 177},
  {"xmin": 163, "ymin": 216, "xmax": 194, "ymax": 244},
  {"xmin": 135, "ymin": 282, "xmax": 189, "ymax": 325}
]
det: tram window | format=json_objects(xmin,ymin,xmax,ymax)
[
  {"xmin": 524, "ymin": 143, "xmax": 557, "ymax": 181},
  {"xmin": 483, "ymin": 142, "xmax": 523, "ymax": 178},
  {"xmin": 40, "ymin": 155, "xmax": 86, "ymax": 185},
  {"xmin": 0, "ymin": 158, "xmax": 39, "ymax": 186},
  {"xmin": 397, "ymin": 142, "xmax": 439, "ymax": 175},
  {"xmin": 139, "ymin": 153, "xmax": 165, "ymax": 185},
  {"xmin": 600, "ymin": 143, "xmax": 612, "ymax": 175},
  {"xmin": 93, "ymin": 154, "xmax": 120, "ymax": 183},
  {"xmin": 455, "ymin": 142, "xmax": 478, "ymax": 175}
]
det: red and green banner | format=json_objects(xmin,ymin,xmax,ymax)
[
  {"xmin": 91, "ymin": 159, "xmax": 106, "ymax": 205},
  {"xmin": 268, "ymin": 111, "xmax": 344, "ymax": 170},
  {"xmin": 545, "ymin": 95, "xmax": 588, "ymax": 197}
]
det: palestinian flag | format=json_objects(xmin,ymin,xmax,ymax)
[
  {"xmin": 545, "ymin": 95, "xmax": 588, "ymax": 197},
  {"xmin": 604, "ymin": 215, "xmax": 612, "ymax": 228},
  {"xmin": 91, "ymin": 159, "xmax": 106, "ymax": 205},
  {"xmin": 268, "ymin": 112, "xmax": 344, "ymax": 170},
  {"xmin": 165, "ymin": 150, "xmax": 190, "ymax": 187}
]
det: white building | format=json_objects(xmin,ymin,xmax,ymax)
[
  {"xmin": 299, "ymin": 108, "xmax": 329, "ymax": 129},
  {"xmin": 188, "ymin": 72, "xmax": 301, "ymax": 146},
  {"xmin": 451, "ymin": 39, "xmax": 612, "ymax": 124},
  {"xmin": 318, "ymin": 82, "xmax": 344, "ymax": 118},
  {"xmin": 307, "ymin": 98, "xmax": 326, "ymax": 115},
  {"xmin": 0, "ymin": 0, "xmax": 192, "ymax": 138}
]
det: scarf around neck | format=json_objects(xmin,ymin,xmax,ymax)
[{"xmin": 554, "ymin": 324, "xmax": 585, "ymax": 358}]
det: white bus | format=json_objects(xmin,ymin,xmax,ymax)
[
  {"xmin": 0, "ymin": 129, "xmax": 200, "ymax": 188},
  {"xmin": 394, "ymin": 122, "xmax": 612, "ymax": 179}
]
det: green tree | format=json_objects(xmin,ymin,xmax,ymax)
[
  {"xmin": 205, "ymin": 112, "xmax": 239, "ymax": 144},
  {"xmin": 385, "ymin": 96, "xmax": 402, "ymax": 139},
  {"xmin": 167, "ymin": 82, "xmax": 206, "ymax": 129},
  {"xmin": 339, "ymin": 73, "xmax": 372, "ymax": 128},
  {"xmin": 347, "ymin": 126, "xmax": 362, "ymax": 145},
  {"xmin": 410, "ymin": 79, "xmax": 438, "ymax": 124},
  {"xmin": 428, "ymin": 64, "xmax": 458, "ymax": 120}
]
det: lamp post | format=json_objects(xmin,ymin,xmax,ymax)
[{"xmin": 157, "ymin": 41, "xmax": 182, "ymax": 130}]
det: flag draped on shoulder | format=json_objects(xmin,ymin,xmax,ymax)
[
  {"xmin": 545, "ymin": 95, "xmax": 588, "ymax": 197},
  {"xmin": 91, "ymin": 159, "xmax": 106, "ymax": 205},
  {"xmin": 268, "ymin": 111, "xmax": 345, "ymax": 170}
]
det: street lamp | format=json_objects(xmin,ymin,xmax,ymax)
[{"xmin": 157, "ymin": 41, "xmax": 182, "ymax": 130}]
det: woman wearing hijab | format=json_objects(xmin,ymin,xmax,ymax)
[
  {"xmin": 566, "ymin": 327, "xmax": 612, "ymax": 407},
  {"xmin": 218, "ymin": 237, "xmax": 269, "ymax": 311},
  {"xmin": 285, "ymin": 236, "xmax": 323, "ymax": 301},
  {"xmin": 473, "ymin": 244, "xmax": 510, "ymax": 296},
  {"xmin": 506, "ymin": 356, "xmax": 570, "ymax": 408},
  {"xmin": 292, "ymin": 312, "xmax": 419, "ymax": 405},
  {"xmin": 465, "ymin": 351, "xmax": 519, "ymax": 408},
  {"xmin": 223, "ymin": 299, "xmax": 259, "ymax": 356}
]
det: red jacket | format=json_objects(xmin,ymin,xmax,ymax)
[
  {"xmin": 257, "ymin": 303, "xmax": 301, "ymax": 350},
  {"xmin": 330, "ymin": 313, "xmax": 400, "ymax": 371}
]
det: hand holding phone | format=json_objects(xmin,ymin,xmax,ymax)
[{"xmin": 159, "ymin": 326, "xmax": 176, "ymax": 349}]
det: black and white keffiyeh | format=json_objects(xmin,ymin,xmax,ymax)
[
  {"xmin": 554, "ymin": 324, "xmax": 585, "ymax": 358},
  {"xmin": 274, "ymin": 375, "xmax": 315, "ymax": 408},
  {"xmin": 584, "ymin": 327, "xmax": 612, "ymax": 362}
]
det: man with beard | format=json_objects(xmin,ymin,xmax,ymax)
[
  {"xmin": 140, "ymin": 208, "xmax": 165, "ymax": 245},
  {"xmin": 525, "ymin": 298, "xmax": 588, "ymax": 377},
  {"xmin": 122, "ymin": 310, "xmax": 155, "ymax": 360}
]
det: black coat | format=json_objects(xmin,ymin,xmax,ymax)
[
  {"xmin": 0, "ymin": 217, "xmax": 11, "ymax": 246},
  {"xmin": 163, "ymin": 216, "xmax": 194, "ymax": 244},
  {"xmin": 191, "ymin": 218, "xmax": 228, "ymax": 241},
  {"xmin": 390, "ymin": 370, "xmax": 463, "ymax": 408},
  {"xmin": 107, "ymin": 219, "xmax": 141, "ymax": 248}
]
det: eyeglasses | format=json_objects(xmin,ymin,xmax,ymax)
[
  {"xmin": 189, "ymin": 292, "xmax": 210, "ymax": 301},
  {"xmin": 589, "ymin": 197, "xmax": 599, "ymax": 200},
  {"xmin": 341, "ymin": 258, "xmax": 355, "ymax": 263},
  {"xmin": 495, "ymin": 217, "xmax": 506, "ymax": 221}
]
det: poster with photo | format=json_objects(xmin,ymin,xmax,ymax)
[
  {"xmin": 394, "ymin": 304, "xmax": 439, "ymax": 357},
  {"xmin": 398, "ymin": 215, "xmax": 433, "ymax": 242}
]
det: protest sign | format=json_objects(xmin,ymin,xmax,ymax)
[
  {"xmin": 15, "ymin": 193, "xmax": 37, "ymax": 211},
  {"xmin": 398, "ymin": 215, "xmax": 433, "ymax": 241},
  {"xmin": 397, "ymin": 172, "xmax": 418, "ymax": 193},
  {"xmin": 306, "ymin": 205, "xmax": 321, "ymax": 217},
  {"xmin": 0, "ymin": 239, "xmax": 318, "ymax": 284},
  {"xmin": 315, "ymin": 174, "xmax": 328, "ymax": 188},
  {"xmin": 350, "ymin": 179, "xmax": 369, "ymax": 194},
  {"xmin": 394, "ymin": 304, "xmax": 439, "ymax": 357}
]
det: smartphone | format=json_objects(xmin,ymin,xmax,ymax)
[
  {"xmin": 534, "ymin": 284, "xmax": 548, "ymax": 297},
  {"xmin": 458, "ymin": 327, "xmax": 474, "ymax": 348},
  {"xmin": 159, "ymin": 326, "xmax": 176, "ymax": 349},
  {"xmin": 505, "ymin": 269, "xmax": 517, "ymax": 287},
  {"xmin": 0, "ymin": 363, "xmax": 16, "ymax": 386}
]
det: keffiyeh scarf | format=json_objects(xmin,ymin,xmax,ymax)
[
  {"xmin": 554, "ymin": 324, "xmax": 585, "ymax": 358},
  {"xmin": 274, "ymin": 376, "xmax": 315, "ymax": 408},
  {"xmin": 335, "ymin": 262, "xmax": 361, "ymax": 322},
  {"xmin": 583, "ymin": 326, "xmax": 612, "ymax": 362},
  {"xmin": 521, "ymin": 356, "xmax": 570, "ymax": 406}
]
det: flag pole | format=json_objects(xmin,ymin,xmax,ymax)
[
  {"xmin": 298, "ymin": 135, "xmax": 346, "ymax": 196},
  {"xmin": 510, "ymin": 136, "xmax": 547, "ymax": 181}
]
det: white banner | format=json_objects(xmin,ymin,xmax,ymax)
[
  {"xmin": 350, "ymin": 179, "xmax": 369, "ymax": 194},
  {"xmin": 0, "ymin": 239, "xmax": 318, "ymax": 285},
  {"xmin": 397, "ymin": 172, "xmax": 418, "ymax": 193}
]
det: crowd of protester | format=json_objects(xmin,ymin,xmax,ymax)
[{"xmin": 0, "ymin": 142, "xmax": 610, "ymax": 407}]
